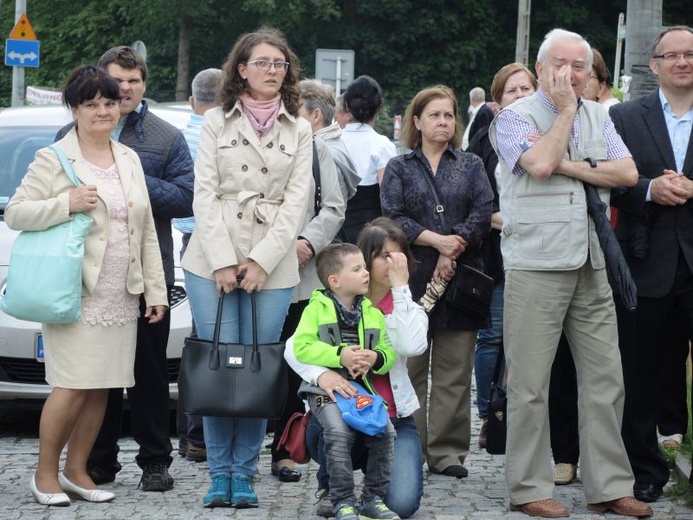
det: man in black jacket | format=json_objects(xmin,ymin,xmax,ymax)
[
  {"xmin": 609, "ymin": 25, "xmax": 693, "ymax": 503},
  {"xmin": 58, "ymin": 46, "xmax": 194, "ymax": 492}
]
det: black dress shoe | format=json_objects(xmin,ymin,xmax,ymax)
[
  {"xmin": 432, "ymin": 465, "xmax": 469, "ymax": 478},
  {"xmin": 271, "ymin": 461, "xmax": 302, "ymax": 482},
  {"xmin": 633, "ymin": 481, "xmax": 663, "ymax": 503}
]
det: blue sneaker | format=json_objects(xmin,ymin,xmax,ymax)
[
  {"xmin": 359, "ymin": 496, "xmax": 401, "ymax": 520},
  {"xmin": 334, "ymin": 501, "xmax": 359, "ymax": 520},
  {"xmin": 203, "ymin": 474, "xmax": 231, "ymax": 508},
  {"xmin": 230, "ymin": 473, "xmax": 258, "ymax": 508}
]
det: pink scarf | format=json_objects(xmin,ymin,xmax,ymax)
[{"xmin": 239, "ymin": 93, "xmax": 281, "ymax": 137}]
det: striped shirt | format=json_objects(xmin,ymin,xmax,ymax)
[
  {"xmin": 172, "ymin": 113, "xmax": 204, "ymax": 234},
  {"xmin": 494, "ymin": 89, "xmax": 631, "ymax": 175}
]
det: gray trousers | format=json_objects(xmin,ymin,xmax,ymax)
[
  {"xmin": 308, "ymin": 395, "xmax": 396, "ymax": 506},
  {"xmin": 504, "ymin": 265, "xmax": 634, "ymax": 505}
]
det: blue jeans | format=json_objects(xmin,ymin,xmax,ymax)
[
  {"xmin": 184, "ymin": 271, "xmax": 293, "ymax": 478},
  {"xmin": 307, "ymin": 414, "xmax": 423, "ymax": 518},
  {"xmin": 474, "ymin": 280, "xmax": 505, "ymax": 418}
]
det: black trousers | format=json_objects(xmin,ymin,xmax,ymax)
[
  {"xmin": 88, "ymin": 293, "xmax": 174, "ymax": 472},
  {"xmin": 549, "ymin": 333, "xmax": 579, "ymax": 466},
  {"xmin": 656, "ymin": 309, "xmax": 690, "ymax": 437},
  {"xmin": 618, "ymin": 252, "xmax": 693, "ymax": 487},
  {"xmin": 271, "ymin": 300, "xmax": 309, "ymax": 462}
]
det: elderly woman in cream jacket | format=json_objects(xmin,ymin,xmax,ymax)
[{"xmin": 5, "ymin": 65, "xmax": 167, "ymax": 506}]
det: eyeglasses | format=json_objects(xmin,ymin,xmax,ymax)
[
  {"xmin": 652, "ymin": 51, "xmax": 693, "ymax": 63},
  {"xmin": 247, "ymin": 60, "xmax": 290, "ymax": 72}
]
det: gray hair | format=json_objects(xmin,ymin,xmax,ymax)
[
  {"xmin": 469, "ymin": 87, "xmax": 485, "ymax": 103},
  {"xmin": 299, "ymin": 79, "xmax": 336, "ymax": 127},
  {"xmin": 191, "ymin": 68, "xmax": 222, "ymax": 105},
  {"xmin": 537, "ymin": 28, "xmax": 593, "ymax": 70}
]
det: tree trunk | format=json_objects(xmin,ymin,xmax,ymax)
[{"xmin": 175, "ymin": 0, "xmax": 191, "ymax": 101}]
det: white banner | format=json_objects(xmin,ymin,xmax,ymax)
[{"xmin": 26, "ymin": 86, "xmax": 62, "ymax": 106}]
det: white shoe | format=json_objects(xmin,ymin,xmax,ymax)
[
  {"xmin": 658, "ymin": 433, "xmax": 683, "ymax": 449},
  {"xmin": 553, "ymin": 463, "xmax": 577, "ymax": 485},
  {"xmin": 29, "ymin": 475, "xmax": 71, "ymax": 506},
  {"xmin": 59, "ymin": 472, "xmax": 115, "ymax": 502}
]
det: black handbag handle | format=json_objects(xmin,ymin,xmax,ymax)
[
  {"xmin": 209, "ymin": 278, "xmax": 262, "ymax": 372},
  {"xmin": 417, "ymin": 160, "xmax": 451, "ymax": 234}
]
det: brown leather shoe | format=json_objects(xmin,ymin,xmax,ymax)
[
  {"xmin": 509, "ymin": 498, "xmax": 569, "ymax": 517},
  {"xmin": 587, "ymin": 496, "xmax": 653, "ymax": 518}
]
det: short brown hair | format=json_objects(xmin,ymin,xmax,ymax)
[
  {"xmin": 97, "ymin": 46, "xmax": 148, "ymax": 82},
  {"xmin": 651, "ymin": 25, "xmax": 693, "ymax": 57},
  {"xmin": 219, "ymin": 27, "xmax": 301, "ymax": 115},
  {"xmin": 316, "ymin": 243, "xmax": 362, "ymax": 289},
  {"xmin": 400, "ymin": 85, "xmax": 461, "ymax": 150},
  {"xmin": 490, "ymin": 63, "xmax": 537, "ymax": 105},
  {"xmin": 591, "ymin": 49, "xmax": 612, "ymax": 87}
]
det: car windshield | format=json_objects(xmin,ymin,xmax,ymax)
[{"xmin": 0, "ymin": 127, "xmax": 56, "ymax": 213}]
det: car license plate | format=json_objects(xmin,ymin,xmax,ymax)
[{"xmin": 35, "ymin": 333, "xmax": 45, "ymax": 363}]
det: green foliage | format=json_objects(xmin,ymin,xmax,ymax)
[{"xmin": 0, "ymin": 0, "xmax": 688, "ymax": 111}]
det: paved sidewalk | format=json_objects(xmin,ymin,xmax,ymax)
[{"xmin": 0, "ymin": 416, "xmax": 690, "ymax": 519}]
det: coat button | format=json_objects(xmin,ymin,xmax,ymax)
[
  {"xmin": 131, "ymin": 257, "xmax": 135, "ymax": 263},
  {"xmin": 256, "ymin": 218, "xmax": 262, "ymax": 224},
  {"xmin": 231, "ymin": 139, "xmax": 237, "ymax": 146},
  {"xmin": 128, "ymin": 201, "xmax": 133, "ymax": 207},
  {"xmin": 242, "ymin": 165, "xmax": 248, "ymax": 171},
  {"xmin": 280, "ymin": 144, "xmax": 285, "ymax": 151},
  {"xmin": 242, "ymin": 139, "xmax": 249, "ymax": 145},
  {"xmin": 267, "ymin": 142, "xmax": 273, "ymax": 148},
  {"xmin": 237, "ymin": 212, "xmax": 243, "ymax": 219},
  {"xmin": 261, "ymin": 167, "xmax": 268, "ymax": 174},
  {"xmin": 259, "ymin": 193, "xmax": 265, "ymax": 198}
]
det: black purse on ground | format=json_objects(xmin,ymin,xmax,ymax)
[
  {"xmin": 178, "ymin": 292, "xmax": 289, "ymax": 418},
  {"xmin": 485, "ymin": 344, "xmax": 507, "ymax": 455},
  {"xmin": 418, "ymin": 162, "xmax": 493, "ymax": 318}
]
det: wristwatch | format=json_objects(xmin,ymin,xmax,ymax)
[{"xmin": 584, "ymin": 157, "xmax": 597, "ymax": 168}]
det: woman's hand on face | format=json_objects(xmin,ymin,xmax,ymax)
[
  {"xmin": 317, "ymin": 369, "xmax": 357, "ymax": 402},
  {"xmin": 237, "ymin": 260, "xmax": 269, "ymax": 293},
  {"xmin": 214, "ymin": 266, "xmax": 239, "ymax": 294},
  {"xmin": 69, "ymin": 185, "xmax": 99, "ymax": 213},
  {"xmin": 386, "ymin": 251, "xmax": 410, "ymax": 287},
  {"xmin": 144, "ymin": 305, "xmax": 168, "ymax": 324},
  {"xmin": 433, "ymin": 255, "xmax": 456, "ymax": 283}
]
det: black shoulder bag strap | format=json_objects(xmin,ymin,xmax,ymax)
[
  {"xmin": 312, "ymin": 140, "xmax": 321, "ymax": 216},
  {"xmin": 492, "ymin": 343, "xmax": 504, "ymax": 386},
  {"xmin": 417, "ymin": 160, "xmax": 450, "ymax": 235}
]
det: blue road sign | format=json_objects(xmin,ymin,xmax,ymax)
[{"xmin": 5, "ymin": 39, "xmax": 40, "ymax": 68}]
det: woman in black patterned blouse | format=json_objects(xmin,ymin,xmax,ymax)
[{"xmin": 380, "ymin": 85, "xmax": 492, "ymax": 478}]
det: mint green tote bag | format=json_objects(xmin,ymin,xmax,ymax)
[{"xmin": 0, "ymin": 145, "xmax": 93, "ymax": 324}]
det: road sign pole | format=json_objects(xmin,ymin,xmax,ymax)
[{"xmin": 12, "ymin": 0, "xmax": 28, "ymax": 107}]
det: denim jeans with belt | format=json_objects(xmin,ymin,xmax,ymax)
[
  {"xmin": 307, "ymin": 413, "xmax": 422, "ymax": 518},
  {"xmin": 184, "ymin": 271, "xmax": 293, "ymax": 479},
  {"xmin": 308, "ymin": 395, "xmax": 396, "ymax": 507}
]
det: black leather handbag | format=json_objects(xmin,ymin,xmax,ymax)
[
  {"xmin": 445, "ymin": 262, "xmax": 493, "ymax": 319},
  {"xmin": 485, "ymin": 345, "xmax": 507, "ymax": 455},
  {"xmin": 178, "ymin": 292, "xmax": 289, "ymax": 418}
]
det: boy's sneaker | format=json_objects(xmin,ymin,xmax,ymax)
[
  {"xmin": 230, "ymin": 473, "xmax": 258, "ymax": 508},
  {"xmin": 334, "ymin": 502, "xmax": 359, "ymax": 520},
  {"xmin": 203, "ymin": 474, "xmax": 231, "ymax": 508},
  {"xmin": 359, "ymin": 496, "xmax": 401, "ymax": 520},
  {"xmin": 138, "ymin": 463, "xmax": 174, "ymax": 492},
  {"xmin": 315, "ymin": 488, "xmax": 334, "ymax": 518}
]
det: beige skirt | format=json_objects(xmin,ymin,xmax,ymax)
[{"xmin": 42, "ymin": 320, "xmax": 137, "ymax": 389}]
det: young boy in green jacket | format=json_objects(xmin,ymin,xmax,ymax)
[{"xmin": 293, "ymin": 243, "xmax": 399, "ymax": 520}]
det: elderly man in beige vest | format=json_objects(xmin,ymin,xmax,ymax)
[{"xmin": 489, "ymin": 29, "xmax": 652, "ymax": 519}]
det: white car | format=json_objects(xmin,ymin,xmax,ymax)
[{"xmin": 0, "ymin": 104, "xmax": 193, "ymax": 407}]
